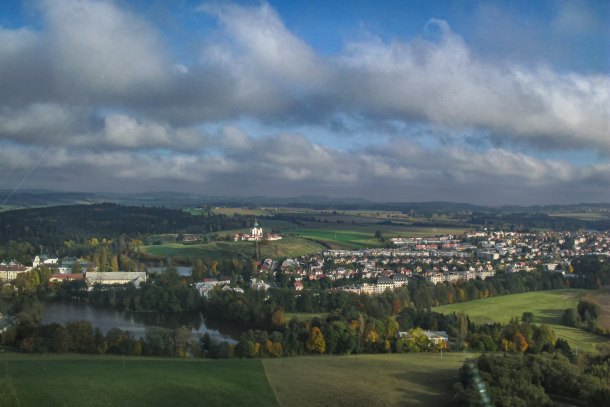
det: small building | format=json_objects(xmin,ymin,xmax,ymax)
[
  {"xmin": 423, "ymin": 330, "xmax": 449, "ymax": 346},
  {"xmin": 85, "ymin": 271, "xmax": 146, "ymax": 289}
]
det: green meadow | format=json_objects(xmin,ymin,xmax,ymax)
[
  {"xmin": 0, "ymin": 352, "xmax": 473, "ymax": 407},
  {"xmin": 0, "ymin": 354, "xmax": 277, "ymax": 407},
  {"xmin": 432, "ymin": 289, "xmax": 609, "ymax": 353},
  {"xmin": 141, "ymin": 237, "xmax": 326, "ymax": 261}
]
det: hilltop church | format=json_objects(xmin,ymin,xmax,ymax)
[{"xmin": 234, "ymin": 220, "xmax": 282, "ymax": 242}]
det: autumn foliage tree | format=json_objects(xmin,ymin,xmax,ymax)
[{"xmin": 307, "ymin": 327, "xmax": 326, "ymax": 354}]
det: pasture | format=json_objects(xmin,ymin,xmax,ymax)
[
  {"xmin": 0, "ymin": 353, "xmax": 277, "ymax": 407},
  {"xmin": 432, "ymin": 289, "xmax": 609, "ymax": 353},
  {"xmin": 263, "ymin": 353, "xmax": 472, "ymax": 407}
]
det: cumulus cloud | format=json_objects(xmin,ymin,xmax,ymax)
[{"xmin": 0, "ymin": 1, "xmax": 608, "ymax": 204}]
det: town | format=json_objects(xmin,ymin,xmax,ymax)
[{"xmin": 2, "ymin": 228, "xmax": 609, "ymax": 298}]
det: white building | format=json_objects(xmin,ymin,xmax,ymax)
[{"xmin": 85, "ymin": 272, "xmax": 146, "ymax": 289}]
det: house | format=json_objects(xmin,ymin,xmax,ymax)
[
  {"xmin": 423, "ymin": 330, "xmax": 449, "ymax": 346},
  {"xmin": 391, "ymin": 273, "xmax": 409, "ymax": 288},
  {"xmin": 0, "ymin": 261, "xmax": 29, "ymax": 281},
  {"xmin": 250, "ymin": 278, "xmax": 271, "ymax": 291},
  {"xmin": 376, "ymin": 276, "xmax": 393, "ymax": 293},
  {"xmin": 85, "ymin": 271, "xmax": 146, "ymax": 289}
]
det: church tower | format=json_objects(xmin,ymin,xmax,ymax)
[{"xmin": 251, "ymin": 219, "xmax": 263, "ymax": 241}]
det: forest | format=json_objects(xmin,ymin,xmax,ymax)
[{"xmin": 0, "ymin": 203, "xmax": 250, "ymax": 256}]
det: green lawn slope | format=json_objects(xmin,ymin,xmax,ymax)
[
  {"xmin": 432, "ymin": 289, "xmax": 609, "ymax": 353},
  {"xmin": 141, "ymin": 237, "xmax": 325, "ymax": 261},
  {"xmin": 1, "ymin": 353, "xmax": 277, "ymax": 407}
]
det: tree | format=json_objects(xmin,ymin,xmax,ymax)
[
  {"xmin": 306, "ymin": 327, "xmax": 326, "ymax": 354},
  {"xmin": 66, "ymin": 320, "xmax": 95, "ymax": 353},
  {"xmin": 513, "ymin": 332, "xmax": 528, "ymax": 352},
  {"xmin": 406, "ymin": 328, "xmax": 430, "ymax": 352},
  {"xmin": 521, "ymin": 312, "xmax": 534, "ymax": 324},
  {"xmin": 271, "ymin": 307, "xmax": 286, "ymax": 329},
  {"xmin": 561, "ymin": 308, "xmax": 579, "ymax": 327},
  {"xmin": 72, "ymin": 261, "xmax": 82, "ymax": 274},
  {"xmin": 174, "ymin": 326, "xmax": 191, "ymax": 357}
]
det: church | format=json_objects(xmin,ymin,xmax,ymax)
[{"xmin": 234, "ymin": 220, "xmax": 281, "ymax": 242}]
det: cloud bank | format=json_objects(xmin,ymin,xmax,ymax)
[{"xmin": 0, "ymin": 0, "xmax": 608, "ymax": 205}]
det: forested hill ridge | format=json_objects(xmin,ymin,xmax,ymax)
[
  {"xmin": 0, "ymin": 203, "xmax": 250, "ymax": 252},
  {"xmin": 3, "ymin": 189, "xmax": 610, "ymax": 213}
]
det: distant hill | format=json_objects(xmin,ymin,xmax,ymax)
[{"xmin": 1, "ymin": 189, "xmax": 609, "ymax": 215}]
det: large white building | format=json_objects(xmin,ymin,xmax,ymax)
[
  {"xmin": 234, "ymin": 220, "xmax": 282, "ymax": 241},
  {"xmin": 85, "ymin": 272, "xmax": 147, "ymax": 289}
]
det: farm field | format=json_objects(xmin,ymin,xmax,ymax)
[
  {"xmin": 288, "ymin": 225, "xmax": 471, "ymax": 250},
  {"xmin": 1, "ymin": 353, "xmax": 277, "ymax": 407},
  {"xmin": 141, "ymin": 237, "xmax": 325, "ymax": 261},
  {"xmin": 185, "ymin": 206, "xmax": 471, "ymax": 251},
  {"xmin": 432, "ymin": 289, "xmax": 609, "ymax": 353},
  {"xmin": 548, "ymin": 212, "xmax": 610, "ymax": 221},
  {"xmin": 263, "ymin": 353, "xmax": 473, "ymax": 407}
]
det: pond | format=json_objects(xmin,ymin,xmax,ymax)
[{"xmin": 41, "ymin": 301, "xmax": 236, "ymax": 343}]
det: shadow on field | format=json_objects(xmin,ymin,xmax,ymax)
[
  {"xmin": 534, "ymin": 308, "xmax": 563, "ymax": 324},
  {"xmin": 391, "ymin": 367, "xmax": 459, "ymax": 406}
]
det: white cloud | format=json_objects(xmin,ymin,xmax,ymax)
[{"xmin": 0, "ymin": 1, "xmax": 608, "ymax": 204}]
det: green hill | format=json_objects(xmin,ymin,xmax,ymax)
[{"xmin": 432, "ymin": 289, "xmax": 609, "ymax": 353}]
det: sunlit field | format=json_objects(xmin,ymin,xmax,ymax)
[
  {"xmin": 433, "ymin": 290, "xmax": 609, "ymax": 353},
  {"xmin": 1, "ymin": 353, "xmax": 277, "ymax": 407}
]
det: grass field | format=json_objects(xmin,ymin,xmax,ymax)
[
  {"xmin": 288, "ymin": 226, "xmax": 471, "ymax": 250},
  {"xmin": 263, "ymin": 353, "xmax": 473, "ymax": 407},
  {"xmin": 432, "ymin": 290, "xmax": 610, "ymax": 353},
  {"xmin": 1, "ymin": 353, "xmax": 277, "ymax": 407},
  {"xmin": 141, "ymin": 237, "xmax": 325, "ymax": 261}
]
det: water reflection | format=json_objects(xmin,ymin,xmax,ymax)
[{"xmin": 41, "ymin": 301, "xmax": 236, "ymax": 343}]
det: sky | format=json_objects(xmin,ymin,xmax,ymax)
[{"xmin": 0, "ymin": 0, "xmax": 608, "ymax": 205}]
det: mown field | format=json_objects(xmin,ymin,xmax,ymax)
[
  {"xmin": 432, "ymin": 289, "xmax": 610, "ymax": 353},
  {"xmin": 263, "ymin": 353, "xmax": 473, "ymax": 407},
  {"xmin": 141, "ymin": 237, "xmax": 326, "ymax": 261},
  {"xmin": 0, "ymin": 354, "xmax": 277, "ymax": 407},
  {"xmin": 1, "ymin": 352, "xmax": 475, "ymax": 407}
]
